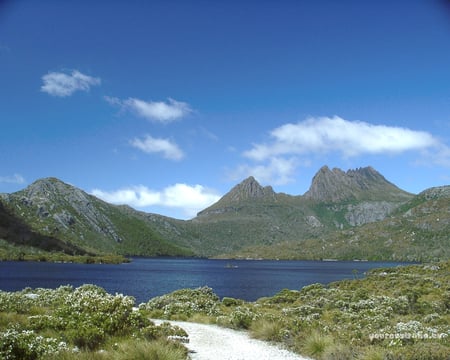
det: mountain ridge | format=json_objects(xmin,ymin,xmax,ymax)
[
  {"xmin": 303, "ymin": 165, "xmax": 412, "ymax": 202},
  {"xmin": 0, "ymin": 165, "xmax": 448, "ymax": 261}
]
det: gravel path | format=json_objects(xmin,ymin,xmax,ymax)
[{"xmin": 153, "ymin": 320, "xmax": 311, "ymax": 360}]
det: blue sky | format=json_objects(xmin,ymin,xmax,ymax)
[{"xmin": 1, "ymin": 0, "xmax": 450, "ymax": 219}]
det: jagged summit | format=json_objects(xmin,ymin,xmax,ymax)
[
  {"xmin": 196, "ymin": 176, "xmax": 275, "ymax": 217},
  {"xmin": 304, "ymin": 166, "xmax": 412, "ymax": 202},
  {"xmin": 223, "ymin": 176, "xmax": 275, "ymax": 202}
]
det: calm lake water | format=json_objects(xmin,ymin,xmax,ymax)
[{"xmin": 0, "ymin": 258, "xmax": 410, "ymax": 303}]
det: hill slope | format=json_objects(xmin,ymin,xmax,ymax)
[{"xmin": 0, "ymin": 178, "xmax": 193, "ymax": 257}]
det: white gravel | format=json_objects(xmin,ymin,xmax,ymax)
[{"xmin": 153, "ymin": 320, "xmax": 311, "ymax": 360}]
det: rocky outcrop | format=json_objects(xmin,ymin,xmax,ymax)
[
  {"xmin": 344, "ymin": 201, "xmax": 397, "ymax": 226},
  {"xmin": 419, "ymin": 186, "xmax": 450, "ymax": 200},
  {"xmin": 303, "ymin": 166, "xmax": 412, "ymax": 202}
]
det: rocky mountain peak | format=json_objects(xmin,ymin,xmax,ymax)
[
  {"xmin": 25, "ymin": 177, "xmax": 71, "ymax": 197},
  {"xmin": 223, "ymin": 176, "xmax": 275, "ymax": 202},
  {"xmin": 17, "ymin": 177, "xmax": 90, "ymax": 207},
  {"xmin": 195, "ymin": 176, "xmax": 275, "ymax": 217},
  {"xmin": 304, "ymin": 166, "xmax": 411, "ymax": 202}
]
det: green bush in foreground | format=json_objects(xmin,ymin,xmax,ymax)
[{"xmin": 0, "ymin": 285, "xmax": 188, "ymax": 359}]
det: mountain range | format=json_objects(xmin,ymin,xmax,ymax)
[{"xmin": 0, "ymin": 166, "xmax": 448, "ymax": 261}]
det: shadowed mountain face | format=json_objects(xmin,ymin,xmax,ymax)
[
  {"xmin": 0, "ymin": 201, "xmax": 87, "ymax": 255},
  {"xmin": 0, "ymin": 166, "xmax": 448, "ymax": 261}
]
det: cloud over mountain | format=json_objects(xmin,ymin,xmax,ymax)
[
  {"xmin": 234, "ymin": 116, "xmax": 448, "ymax": 186},
  {"xmin": 91, "ymin": 183, "xmax": 220, "ymax": 218},
  {"xmin": 244, "ymin": 116, "xmax": 440, "ymax": 161}
]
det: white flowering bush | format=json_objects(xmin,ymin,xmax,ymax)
[
  {"xmin": 229, "ymin": 306, "xmax": 259, "ymax": 329},
  {"xmin": 0, "ymin": 326, "xmax": 70, "ymax": 360},
  {"xmin": 0, "ymin": 284, "xmax": 188, "ymax": 358},
  {"xmin": 145, "ymin": 286, "xmax": 222, "ymax": 318}
]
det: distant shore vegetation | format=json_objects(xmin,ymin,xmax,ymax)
[{"xmin": 0, "ymin": 240, "xmax": 128, "ymax": 264}]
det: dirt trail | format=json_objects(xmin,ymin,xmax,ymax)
[{"xmin": 154, "ymin": 320, "xmax": 311, "ymax": 360}]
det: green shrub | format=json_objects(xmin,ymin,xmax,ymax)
[
  {"xmin": 229, "ymin": 306, "xmax": 256, "ymax": 329},
  {"xmin": 222, "ymin": 297, "xmax": 243, "ymax": 307},
  {"xmin": 145, "ymin": 286, "xmax": 221, "ymax": 318},
  {"xmin": 267, "ymin": 288, "xmax": 300, "ymax": 304},
  {"xmin": 66, "ymin": 325, "xmax": 105, "ymax": 350}
]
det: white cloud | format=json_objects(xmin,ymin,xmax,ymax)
[
  {"xmin": 418, "ymin": 142, "xmax": 450, "ymax": 168},
  {"xmin": 91, "ymin": 183, "xmax": 221, "ymax": 219},
  {"xmin": 130, "ymin": 134, "xmax": 184, "ymax": 161},
  {"xmin": 244, "ymin": 116, "xmax": 440, "ymax": 161},
  {"xmin": 0, "ymin": 173, "xmax": 25, "ymax": 184},
  {"xmin": 233, "ymin": 116, "xmax": 450, "ymax": 186},
  {"xmin": 229, "ymin": 157, "xmax": 298, "ymax": 185},
  {"xmin": 105, "ymin": 96, "xmax": 192, "ymax": 123},
  {"xmin": 41, "ymin": 70, "xmax": 100, "ymax": 97}
]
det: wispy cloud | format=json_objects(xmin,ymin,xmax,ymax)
[
  {"xmin": 0, "ymin": 173, "xmax": 25, "ymax": 184},
  {"xmin": 105, "ymin": 96, "xmax": 192, "ymax": 123},
  {"xmin": 41, "ymin": 70, "xmax": 101, "ymax": 97},
  {"xmin": 244, "ymin": 116, "xmax": 440, "ymax": 161},
  {"xmin": 130, "ymin": 134, "xmax": 184, "ymax": 161},
  {"xmin": 91, "ymin": 183, "xmax": 221, "ymax": 219},
  {"xmin": 229, "ymin": 157, "xmax": 298, "ymax": 185}
]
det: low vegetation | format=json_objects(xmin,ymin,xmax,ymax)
[
  {"xmin": 1, "ymin": 261, "xmax": 448, "ymax": 359},
  {"xmin": 0, "ymin": 285, "xmax": 188, "ymax": 359},
  {"xmin": 144, "ymin": 261, "xmax": 449, "ymax": 360},
  {"xmin": 0, "ymin": 240, "xmax": 128, "ymax": 264}
]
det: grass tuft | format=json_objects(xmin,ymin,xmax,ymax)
[
  {"xmin": 302, "ymin": 331, "xmax": 334, "ymax": 359},
  {"xmin": 250, "ymin": 318, "xmax": 284, "ymax": 342}
]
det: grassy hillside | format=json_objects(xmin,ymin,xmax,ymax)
[{"xmin": 0, "ymin": 178, "xmax": 194, "ymax": 259}]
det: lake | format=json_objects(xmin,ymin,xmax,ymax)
[{"xmin": 0, "ymin": 258, "xmax": 410, "ymax": 303}]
